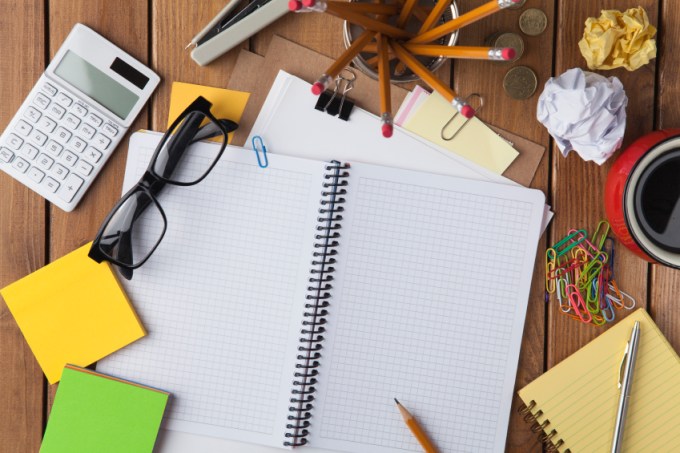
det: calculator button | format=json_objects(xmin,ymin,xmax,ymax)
[
  {"xmin": 15, "ymin": 120, "xmax": 33, "ymax": 136},
  {"xmin": 56, "ymin": 93, "xmax": 72, "ymax": 107},
  {"xmin": 29, "ymin": 130, "xmax": 48, "ymax": 146},
  {"xmin": 6, "ymin": 133, "xmax": 24, "ymax": 150},
  {"xmin": 102, "ymin": 123, "xmax": 119, "ymax": 138},
  {"xmin": 52, "ymin": 164, "xmax": 69, "ymax": 180},
  {"xmin": 71, "ymin": 103, "xmax": 87, "ymax": 118},
  {"xmin": 0, "ymin": 148, "xmax": 14, "ymax": 163},
  {"xmin": 79, "ymin": 123, "xmax": 96, "ymax": 139},
  {"xmin": 12, "ymin": 157, "xmax": 29, "ymax": 173},
  {"xmin": 70, "ymin": 136, "xmax": 87, "ymax": 153},
  {"xmin": 28, "ymin": 167, "xmax": 45, "ymax": 183},
  {"xmin": 37, "ymin": 116, "xmax": 57, "ymax": 133},
  {"xmin": 45, "ymin": 140, "xmax": 63, "ymax": 156},
  {"xmin": 85, "ymin": 147, "xmax": 102, "ymax": 163},
  {"xmin": 20, "ymin": 144, "xmax": 39, "ymax": 160},
  {"xmin": 44, "ymin": 177, "xmax": 60, "ymax": 193},
  {"xmin": 54, "ymin": 127, "xmax": 72, "ymax": 144},
  {"xmin": 36, "ymin": 153, "xmax": 54, "ymax": 171},
  {"xmin": 57, "ymin": 173, "xmax": 84, "ymax": 202},
  {"xmin": 85, "ymin": 112, "xmax": 103, "ymax": 127},
  {"xmin": 63, "ymin": 113, "xmax": 81, "ymax": 130},
  {"xmin": 34, "ymin": 93, "xmax": 51, "ymax": 109},
  {"xmin": 24, "ymin": 107, "xmax": 42, "ymax": 123},
  {"xmin": 62, "ymin": 151, "xmax": 78, "ymax": 167},
  {"xmin": 47, "ymin": 103, "xmax": 66, "ymax": 119},
  {"xmin": 92, "ymin": 133, "xmax": 111, "ymax": 151},
  {"xmin": 75, "ymin": 160, "xmax": 93, "ymax": 176},
  {"xmin": 41, "ymin": 83, "xmax": 58, "ymax": 97}
]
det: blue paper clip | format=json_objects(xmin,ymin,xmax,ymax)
[{"xmin": 251, "ymin": 135, "xmax": 269, "ymax": 168}]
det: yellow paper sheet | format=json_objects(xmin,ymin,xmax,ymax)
[
  {"xmin": 167, "ymin": 81, "xmax": 250, "ymax": 143},
  {"xmin": 0, "ymin": 243, "xmax": 145, "ymax": 384},
  {"xmin": 518, "ymin": 309, "xmax": 680, "ymax": 452},
  {"xmin": 578, "ymin": 7, "xmax": 657, "ymax": 71},
  {"xmin": 403, "ymin": 92, "xmax": 519, "ymax": 174}
]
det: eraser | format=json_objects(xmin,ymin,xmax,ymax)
[
  {"xmin": 288, "ymin": 0, "xmax": 302, "ymax": 11},
  {"xmin": 460, "ymin": 105, "xmax": 475, "ymax": 119},
  {"xmin": 301, "ymin": 0, "xmax": 316, "ymax": 6},
  {"xmin": 311, "ymin": 82, "xmax": 324, "ymax": 95},
  {"xmin": 381, "ymin": 123, "xmax": 393, "ymax": 138},
  {"xmin": 511, "ymin": 0, "xmax": 522, "ymax": 3},
  {"xmin": 501, "ymin": 47, "xmax": 516, "ymax": 61}
]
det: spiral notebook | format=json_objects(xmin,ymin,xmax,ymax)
[
  {"xmin": 518, "ymin": 309, "xmax": 680, "ymax": 452},
  {"xmin": 97, "ymin": 131, "xmax": 545, "ymax": 452}
]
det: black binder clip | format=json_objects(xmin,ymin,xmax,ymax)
[{"xmin": 314, "ymin": 68, "xmax": 356, "ymax": 121}]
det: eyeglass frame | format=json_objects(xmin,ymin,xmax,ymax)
[{"xmin": 88, "ymin": 96, "xmax": 233, "ymax": 276}]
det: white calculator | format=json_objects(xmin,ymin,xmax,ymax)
[{"xmin": 0, "ymin": 23, "xmax": 159, "ymax": 212}]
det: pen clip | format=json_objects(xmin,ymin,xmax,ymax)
[{"xmin": 618, "ymin": 341, "xmax": 630, "ymax": 388}]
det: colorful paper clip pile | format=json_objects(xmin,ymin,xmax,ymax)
[{"xmin": 545, "ymin": 221, "xmax": 636, "ymax": 326}]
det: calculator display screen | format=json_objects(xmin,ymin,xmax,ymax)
[{"xmin": 54, "ymin": 50, "xmax": 139, "ymax": 120}]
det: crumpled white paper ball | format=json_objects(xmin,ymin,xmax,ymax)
[{"xmin": 537, "ymin": 68, "xmax": 627, "ymax": 164}]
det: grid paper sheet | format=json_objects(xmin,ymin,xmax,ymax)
[
  {"xmin": 97, "ymin": 132, "xmax": 327, "ymax": 448},
  {"xmin": 308, "ymin": 162, "xmax": 544, "ymax": 453}
]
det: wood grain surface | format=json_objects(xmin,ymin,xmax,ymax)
[{"xmin": 0, "ymin": 1, "xmax": 677, "ymax": 452}]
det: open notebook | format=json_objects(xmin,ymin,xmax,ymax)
[
  {"xmin": 98, "ymin": 131, "xmax": 545, "ymax": 452},
  {"xmin": 518, "ymin": 309, "xmax": 680, "ymax": 452}
]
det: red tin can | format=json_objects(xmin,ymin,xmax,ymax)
[{"xmin": 605, "ymin": 129, "xmax": 680, "ymax": 268}]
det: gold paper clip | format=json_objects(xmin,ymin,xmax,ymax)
[{"xmin": 441, "ymin": 94, "xmax": 484, "ymax": 141}]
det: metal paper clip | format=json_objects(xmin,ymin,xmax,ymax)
[
  {"xmin": 566, "ymin": 283, "xmax": 592, "ymax": 324},
  {"xmin": 251, "ymin": 136, "xmax": 269, "ymax": 168},
  {"xmin": 441, "ymin": 94, "xmax": 484, "ymax": 141},
  {"xmin": 553, "ymin": 229, "xmax": 587, "ymax": 257},
  {"xmin": 601, "ymin": 294, "xmax": 616, "ymax": 322},
  {"xmin": 315, "ymin": 68, "xmax": 356, "ymax": 121},
  {"xmin": 592, "ymin": 220, "xmax": 611, "ymax": 251},
  {"xmin": 545, "ymin": 248, "xmax": 557, "ymax": 294}
]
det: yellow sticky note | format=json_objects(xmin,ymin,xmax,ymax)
[
  {"xmin": 0, "ymin": 243, "xmax": 145, "ymax": 384},
  {"xmin": 403, "ymin": 92, "xmax": 519, "ymax": 174},
  {"xmin": 167, "ymin": 81, "xmax": 250, "ymax": 143}
]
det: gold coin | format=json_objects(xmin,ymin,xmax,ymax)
[
  {"xmin": 492, "ymin": 32, "xmax": 524, "ymax": 62},
  {"xmin": 508, "ymin": 0, "xmax": 527, "ymax": 9},
  {"xmin": 503, "ymin": 66, "xmax": 538, "ymax": 100},
  {"xmin": 519, "ymin": 8, "xmax": 548, "ymax": 36}
]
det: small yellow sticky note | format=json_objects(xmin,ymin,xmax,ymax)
[
  {"xmin": 403, "ymin": 92, "xmax": 519, "ymax": 174},
  {"xmin": 167, "ymin": 81, "xmax": 250, "ymax": 143},
  {"xmin": 0, "ymin": 243, "xmax": 145, "ymax": 384},
  {"xmin": 578, "ymin": 7, "xmax": 657, "ymax": 71}
]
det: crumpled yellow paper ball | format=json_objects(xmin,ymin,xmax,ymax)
[{"xmin": 578, "ymin": 7, "xmax": 657, "ymax": 71}]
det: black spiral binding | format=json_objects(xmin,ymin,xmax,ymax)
[
  {"xmin": 283, "ymin": 161, "xmax": 350, "ymax": 447},
  {"xmin": 518, "ymin": 401, "xmax": 571, "ymax": 453}
]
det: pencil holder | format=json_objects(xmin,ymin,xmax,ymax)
[{"xmin": 342, "ymin": 0, "xmax": 459, "ymax": 83}]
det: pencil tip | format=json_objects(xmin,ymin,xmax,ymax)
[{"xmin": 394, "ymin": 398, "xmax": 400, "ymax": 405}]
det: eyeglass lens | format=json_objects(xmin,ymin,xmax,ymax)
[
  {"xmin": 153, "ymin": 111, "xmax": 226, "ymax": 185},
  {"xmin": 99, "ymin": 189, "xmax": 165, "ymax": 267}
]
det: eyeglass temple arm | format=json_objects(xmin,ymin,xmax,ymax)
[{"xmin": 163, "ymin": 113, "xmax": 206, "ymax": 178}]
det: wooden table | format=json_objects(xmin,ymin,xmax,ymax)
[{"xmin": 1, "ymin": 1, "xmax": 678, "ymax": 451}]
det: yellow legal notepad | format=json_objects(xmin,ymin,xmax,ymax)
[
  {"xmin": 0, "ymin": 243, "xmax": 145, "ymax": 384},
  {"xmin": 518, "ymin": 309, "xmax": 680, "ymax": 452}
]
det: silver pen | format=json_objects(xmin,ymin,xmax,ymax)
[{"xmin": 611, "ymin": 321, "xmax": 641, "ymax": 453}]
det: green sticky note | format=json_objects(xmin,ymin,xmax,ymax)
[{"xmin": 40, "ymin": 365, "xmax": 169, "ymax": 453}]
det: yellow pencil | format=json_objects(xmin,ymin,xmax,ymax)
[
  {"xmin": 409, "ymin": 0, "xmax": 521, "ymax": 45},
  {"xmin": 395, "ymin": 399, "xmax": 439, "ymax": 453}
]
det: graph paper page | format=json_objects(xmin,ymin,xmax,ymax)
[
  {"xmin": 97, "ymin": 132, "xmax": 327, "ymax": 448},
  {"xmin": 307, "ymin": 162, "xmax": 545, "ymax": 453}
]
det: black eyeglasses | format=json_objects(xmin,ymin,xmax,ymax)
[{"xmin": 88, "ymin": 96, "xmax": 238, "ymax": 280}]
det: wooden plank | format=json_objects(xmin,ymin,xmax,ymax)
[
  {"xmin": 549, "ymin": 0, "xmax": 656, "ymax": 362},
  {"xmin": 151, "ymin": 0, "xmax": 244, "ymax": 130},
  {"xmin": 454, "ymin": 1, "xmax": 554, "ymax": 451},
  {"xmin": 651, "ymin": 2, "xmax": 680, "ymax": 351},
  {"xmin": 0, "ymin": 1, "xmax": 46, "ymax": 451},
  {"xmin": 46, "ymin": 0, "xmax": 150, "ymax": 411}
]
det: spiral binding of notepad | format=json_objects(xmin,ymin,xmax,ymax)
[
  {"xmin": 284, "ymin": 161, "xmax": 350, "ymax": 447},
  {"xmin": 518, "ymin": 401, "xmax": 572, "ymax": 453}
]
